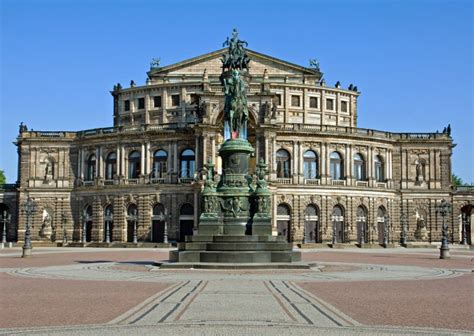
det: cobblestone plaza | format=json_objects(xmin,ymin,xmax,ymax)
[{"xmin": 0, "ymin": 247, "xmax": 472, "ymax": 334}]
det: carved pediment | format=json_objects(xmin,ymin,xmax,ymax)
[{"xmin": 148, "ymin": 49, "xmax": 322, "ymax": 78}]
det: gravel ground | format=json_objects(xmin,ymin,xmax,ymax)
[
  {"xmin": 0, "ymin": 272, "xmax": 172, "ymax": 328},
  {"xmin": 298, "ymin": 273, "xmax": 474, "ymax": 331}
]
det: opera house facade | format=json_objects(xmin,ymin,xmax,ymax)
[{"xmin": 0, "ymin": 44, "xmax": 472, "ymax": 247}]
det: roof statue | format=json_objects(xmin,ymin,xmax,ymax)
[
  {"xmin": 221, "ymin": 28, "xmax": 250, "ymax": 71},
  {"xmin": 309, "ymin": 58, "xmax": 320, "ymax": 71},
  {"xmin": 150, "ymin": 58, "xmax": 161, "ymax": 70}
]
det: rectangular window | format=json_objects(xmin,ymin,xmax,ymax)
[
  {"xmin": 309, "ymin": 97, "xmax": 318, "ymax": 108},
  {"xmin": 341, "ymin": 101, "xmax": 348, "ymax": 112},
  {"xmin": 171, "ymin": 94, "xmax": 180, "ymax": 107},
  {"xmin": 137, "ymin": 98, "xmax": 145, "ymax": 110},
  {"xmin": 276, "ymin": 94, "xmax": 282, "ymax": 106},
  {"xmin": 326, "ymin": 99, "xmax": 334, "ymax": 110},
  {"xmin": 153, "ymin": 96, "xmax": 162, "ymax": 108},
  {"xmin": 124, "ymin": 100, "xmax": 130, "ymax": 112},
  {"xmin": 190, "ymin": 94, "xmax": 199, "ymax": 105},
  {"xmin": 291, "ymin": 95, "xmax": 301, "ymax": 107}
]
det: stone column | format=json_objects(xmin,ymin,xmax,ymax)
[
  {"xmin": 345, "ymin": 144, "xmax": 350, "ymax": 184},
  {"xmin": 174, "ymin": 141, "xmax": 178, "ymax": 180},
  {"xmin": 181, "ymin": 87, "xmax": 187, "ymax": 123},
  {"xmin": 140, "ymin": 143, "xmax": 145, "ymax": 176},
  {"xmin": 299, "ymin": 141, "xmax": 304, "ymax": 183},
  {"xmin": 95, "ymin": 147, "xmax": 100, "ymax": 178},
  {"xmin": 162, "ymin": 88, "xmax": 168, "ymax": 124},
  {"xmin": 195, "ymin": 134, "xmax": 200, "ymax": 170},
  {"xmin": 116, "ymin": 144, "xmax": 121, "ymax": 177},
  {"xmin": 121, "ymin": 146, "xmax": 126, "ymax": 179},
  {"xmin": 78, "ymin": 147, "xmax": 83, "ymax": 180},
  {"xmin": 321, "ymin": 142, "xmax": 327, "ymax": 184},
  {"xmin": 321, "ymin": 89, "xmax": 326, "ymax": 125},
  {"xmin": 264, "ymin": 136, "xmax": 269, "ymax": 166},
  {"xmin": 293, "ymin": 141, "xmax": 297, "ymax": 183},
  {"xmin": 203, "ymin": 135, "xmax": 207, "ymax": 165},
  {"xmin": 146, "ymin": 142, "xmax": 151, "ymax": 175},
  {"xmin": 211, "ymin": 136, "xmax": 216, "ymax": 164},
  {"xmin": 145, "ymin": 94, "xmax": 150, "ymax": 125},
  {"xmin": 255, "ymin": 136, "xmax": 260, "ymax": 163}
]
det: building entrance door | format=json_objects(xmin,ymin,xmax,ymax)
[{"xmin": 152, "ymin": 220, "xmax": 164, "ymax": 242}]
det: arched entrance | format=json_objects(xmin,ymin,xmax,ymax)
[
  {"xmin": 103, "ymin": 205, "xmax": 114, "ymax": 242},
  {"xmin": 461, "ymin": 205, "xmax": 472, "ymax": 245},
  {"xmin": 332, "ymin": 205, "xmax": 345, "ymax": 243},
  {"xmin": 127, "ymin": 204, "xmax": 138, "ymax": 243},
  {"xmin": 356, "ymin": 205, "xmax": 368, "ymax": 244},
  {"xmin": 277, "ymin": 204, "xmax": 291, "ymax": 242},
  {"xmin": 152, "ymin": 203, "xmax": 165, "ymax": 243},
  {"xmin": 83, "ymin": 205, "xmax": 93, "ymax": 242},
  {"xmin": 179, "ymin": 204, "xmax": 194, "ymax": 242},
  {"xmin": 304, "ymin": 204, "xmax": 320, "ymax": 243},
  {"xmin": 377, "ymin": 206, "xmax": 387, "ymax": 245},
  {"xmin": 0, "ymin": 204, "xmax": 10, "ymax": 242}
]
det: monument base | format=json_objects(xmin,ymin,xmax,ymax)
[{"xmin": 168, "ymin": 235, "xmax": 301, "ymax": 264}]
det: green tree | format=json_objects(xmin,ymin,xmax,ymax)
[
  {"xmin": 0, "ymin": 170, "xmax": 5, "ymax": 185},
  {"xmin": 451, "ymin": 174, "xmax": 464, "ymax": 187}
]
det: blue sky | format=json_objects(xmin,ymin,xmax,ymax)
[{"xmin": 1, "ymin": 0, "xmax": 473, "ymax": 183}]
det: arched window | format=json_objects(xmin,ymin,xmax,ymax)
[
  {"xmin": 180, "ymin": 149, "xmax": 195, "ymax": 178},
  {"xmin": 128, "ymin": 151, "xmax": 141, "ymax": 179},
  {"xmin": 86, "ymin": 154, "xmax": 96, "ymax": 181},
  {"xmin": 276, "ymin": 149, "xmax": 291, "ymax": 178},
  {"xmin": 105, "ymin": 152, "xmax": 117, "ymax": 180},
  {"xmin": 304, "ymin": 204, "xmax": 320, "ymax": 243},
  {"xmin": 303, "ymin": 150, "xmax": 318, "ymax": 179},
  {"xmin": 277, "ymin": 204, "xmax": 291, "ymax": 242},
  {"xmin": 374, "ymin": 155, "xmax": 384, "ymax": 182},
  {"xmin": 353, "ymin": 153, "xmax": 366, "ymax": 181},
  {"xmin": 330, "ymin": 152, "xmax": 343, "ymax": 180},
  {"xmin": 153, "ymin": 150, "xmax": 168, "ymax": 178}
]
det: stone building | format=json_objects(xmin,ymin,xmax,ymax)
[{"xmin": 0, "ymin": 46, "xmax": 473, "ymax": 246}]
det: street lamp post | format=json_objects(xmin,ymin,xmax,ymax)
[
  {"xmin": 383, "ymin": 215, "xmax": 389, "ymax": 248},
  {"xmin": 61, "ymin": 213, "xmax": 68, "ymax": 246},
  {"xmin": 331, "ymin": 216, "xmax": 337, "ymax": 246},
  {"xmin": 159, "ymin": 209, "xmax": 169, "ymax": 244},
  {"xmin": 82, "ymin": 209, "xmax": 88, "ymax": 244},
  {"xmin": 1, "ymin": 210, "xmax": 11, "ymax": 249},
  {"xmin": 400, "ymin": 213, "xmax": 408, "ymax": 247},
  {"xmin": 436, "ymin": 199, "xmax": 451, "ymax": 259},
  {"xmin": 131, "ymin": 209, "xmax": 138, "ymax": 245},
  {"xmin": 22, "ymin": 196, "xmax": 36, "ymax": 258},
  {"xmin": 461, "ymin": 213, "xmax": 467, "ymax": 245}
]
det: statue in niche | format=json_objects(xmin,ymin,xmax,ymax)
[
  {"xmin": 414, "ymin": 209, "xmax": 429, "ymax": 241},
  {"xmin": 415, "ymin": 158, "xmax": 425, "ymax": 182},
  {"xmin": 40, "ymin": 212, "xmax": 53, "ymax": 240},
  {"xmin": 44, "ymin": 161, "xmax": 53, "ymax": 182}
]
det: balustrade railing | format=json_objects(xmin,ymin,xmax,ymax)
[
  {"xmin": 276, "ymin": 178, "xmax": 292, "ymax": 184},
  {"xmin": 304, "ymin": 179, "xmax": 320, "ymax": 185}
]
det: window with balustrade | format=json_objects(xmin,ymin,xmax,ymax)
[
  {"xmin": 374, "ymin": 155, "xmax": 385, "ymax": 182},
  {"xmin": 330, "ymin": 151, "xmax": 343, "ymax": 180},
  {"xmin": 86, "ymin": 154, "xmax": 96, "ymax": 181},
  {"xmin": 128, "ymin": 151, "xmax": 141, "ymax": 179},
  {"xmin": 153, "ymin": 150, "xmax": 168, "ymax": 178},
  {"xmin": 276, "ymin": 149, "xmax": 291, "ymax": 178},
  {"xmin": 105, "ymin": 152, "xmax": 117, "ymax": 180},
  {"xmin": 180, "ymin": 149, "xmax": 195, "ymax": 178},
  {"xmin": 303, "ymin": 150, "xmax": 318, "ymax": 179},
  {"xmin": 353, "ymin": 153, "xmax": 366, "ymax": 181}
]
